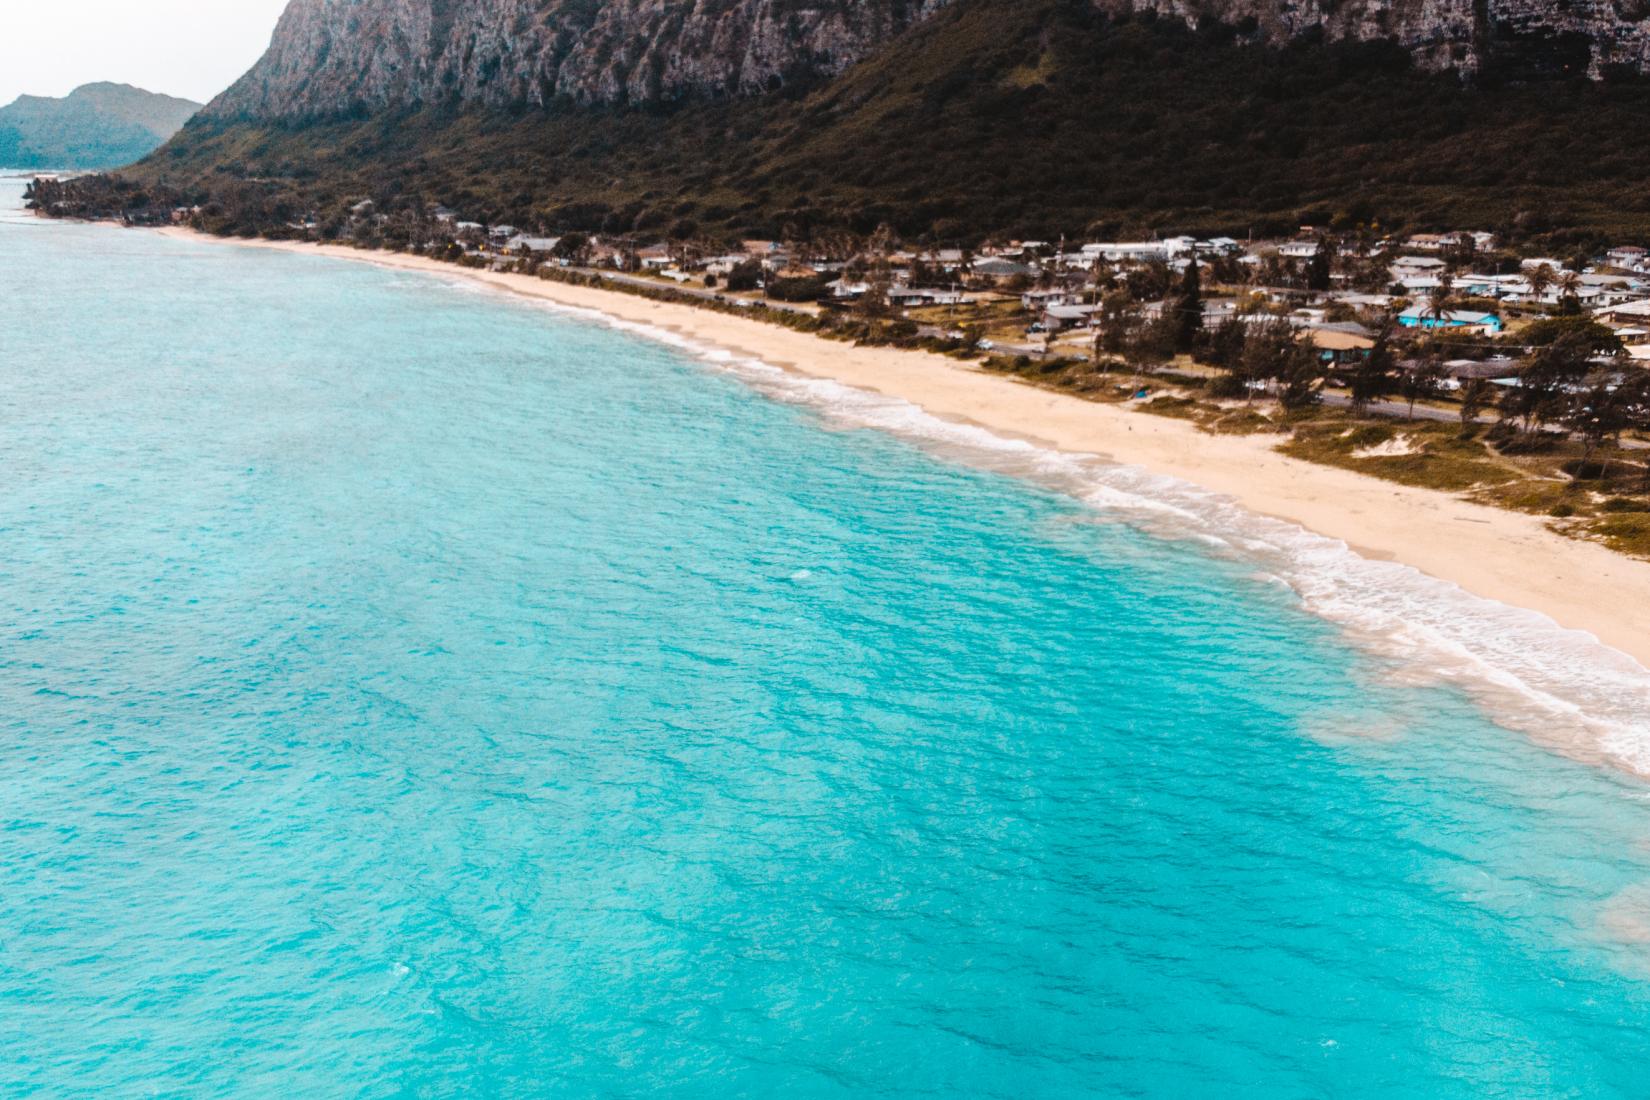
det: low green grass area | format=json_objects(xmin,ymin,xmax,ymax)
[
  {"xmin": 1588, "ymin": 513, "xmax": 1650, "ymax": 557},
  {"xmin": 1279, "ymin": 421, "xmax": 1522, "ymax": 493},
  {"xmin": 1140, "ymin": 395, "xmax": 1203, "ymax": 421},
  {"xmin": 1207, "ymin": 407, "xmax": 1283, "ymax": 435},
  {"xmin": 1476, "ymin": 479, "xmax": 1580, "ymax": 517}
]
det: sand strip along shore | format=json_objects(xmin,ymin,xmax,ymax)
[{"xmin": 156, "ymin": 228, "xmax": 1650, "ymax": 670}]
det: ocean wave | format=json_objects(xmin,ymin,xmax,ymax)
[{"xmin": 509, "ymin": 284, "xmax": 1650, "ymax": 777}]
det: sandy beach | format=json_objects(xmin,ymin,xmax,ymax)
[{"xmin": 158, "ymin": 229, "xmax": 1650, "ymax": 670}]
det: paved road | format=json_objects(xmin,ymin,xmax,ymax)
[{"xmin": 1318, "ymin": 391, "xmax": 1478, "ymax": 424}]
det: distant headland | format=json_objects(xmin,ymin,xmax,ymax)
[{"xmin": 0, "ymin": 83, "xmax": 200, "ymax": 171}]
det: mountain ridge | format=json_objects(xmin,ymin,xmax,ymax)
[
  {"xmin": 206, "ymin": 0, "xmax": 953, "ymax": 119},
  {"xmin": 0, "ymin": 83, "xmax": 200, "ymax": 170},
  {"xmin": 205, "ymin": 0, "xmax": 1650, "ymax": 126},
  {"xmin": 50, "ymin": 0, "xmax": 1650, "ymax": 249}
]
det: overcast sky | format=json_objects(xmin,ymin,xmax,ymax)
[{"xmin": 0, "ymin": 0, "xmax": 291, "ymax": 107}]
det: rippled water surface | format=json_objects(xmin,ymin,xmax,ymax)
[{"xmin": 4, "ymin": 178, "xmax": 1650, "ymax": 1097}]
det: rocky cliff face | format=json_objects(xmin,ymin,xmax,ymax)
[
  {"xmin": 1106, "ymin": 0, "xmax": 1650, "ymax": 78},
  {"xmin": 208, "ymin": 0, "xmax": 1650, "ymax": 122},
  {"xmin": 207, "ymin": 0, "xmax": 953, "ymax": 118}
]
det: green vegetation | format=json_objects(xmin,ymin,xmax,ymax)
[
  {"xmin": 1280, "ymin": 421, "xmax": 1522, "ymax": 493},
  {"xmin": 1593, "ymin": 513, "xmax": 1650, "ymax": 557},
  {"xmin": 57, "ymin": 0, "xmax": 1650, "ymax": 247}
]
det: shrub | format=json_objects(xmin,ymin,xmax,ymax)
[{"xmin": 765, "ymin": 276, "xmax": 830, "ymax": 302}]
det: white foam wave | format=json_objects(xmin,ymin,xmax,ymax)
[{"xmin": 511, "ymin": 283, "xmax": 1650, "ymax": 776}]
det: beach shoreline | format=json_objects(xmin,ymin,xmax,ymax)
[{"xmin": 155, "ymin": 227, "xmax": 1650, "ymax": 671}]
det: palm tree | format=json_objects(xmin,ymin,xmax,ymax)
[
  {"xmin": 1425, "ymin": 276, "xmax": 1454, "ymax": 328},
  {"xmin": 1090, "ymin": 255, "xmax": 1110, "ymax": 307},
  {"xmin": 1560, "ymin": 269, "xmax": 1582, "ymax": 296},
  {"xmin": 1527, "ymin": 263, "xmax": 1555, "ymax": 304}
]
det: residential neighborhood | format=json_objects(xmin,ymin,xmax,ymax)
[{"xmin": 287, "ymin": 204, "xmax": 1650, "ymax": 385}]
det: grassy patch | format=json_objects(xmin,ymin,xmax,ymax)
[
  {"xmin": 1140, "ymin": 395, "xmax": 1203, "ymax": 421},
  {"xmin": 1280, "ymin": 421, "xmax": 1520, "ymax": 492},
  {"xmin": 1602, "ymin": 496, "xmax": 1650, "ymax": 513},
  {"xmin": 1209, "ymin": 407, "xmax": 1283, "ymax": 435},
  {"xmin": 1475, "ymin": 478, "xmax": 1584, "ymax": 516},
  {"xmin": 1586, "ymin": 513, "xmax": 1650, "ymax": 558}
]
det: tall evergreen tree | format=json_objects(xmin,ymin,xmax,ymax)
[
  {"xmin": 1346, "ymin": 324, "xmax": 1397, "ymax": 415},
  {"xmin": 1171, "ymin": 253, "xmax": 1203, "ymax": 354},
  {"xmin": 1306, "ymin": 241, "xmax": 1332, "ymax": 292}
]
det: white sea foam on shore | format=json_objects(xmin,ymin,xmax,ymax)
[{"xmin": 513, "ymin": 292, "xmax": 1650, "ymax": 778}]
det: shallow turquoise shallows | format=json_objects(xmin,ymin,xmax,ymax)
[{"xmin": 5, "ymin": 178, "xmax": 1650, "ymax": 1098}]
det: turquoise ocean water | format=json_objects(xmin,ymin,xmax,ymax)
[{"xmin": 5, "ymin": 175, "xmax": 1650, "ymax": 1096}]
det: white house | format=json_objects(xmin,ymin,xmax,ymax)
[
  {"xmin": 1606, "ymin": 246, "xmax": 1648, "ymax": 270},
  {"xmin": 1391, "ymin": 255, "xmax": 1447, "ymax": 275},
  {"xmin": 1082, "ymin": 242, "xmax": 1168, "ymax": 262},
  {"xmin": 505, "ymin": 235, "xmax": 561, "ymax": 253},
  {"xmin": 889, "ymin": 287, "xmax": 967, "ymax": 308},
  {"xmin": 1595, "ymin": 299, "xmax": 1650, "ymax": 324},
  {"xmin": 1021, "ymin": 288, "xmax": 1081, "ymax": 309},
  {"xmin": 1042, "ymin": 304, "xmax": 1100, "ymax": 330}
]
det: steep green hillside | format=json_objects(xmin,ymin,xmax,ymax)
[
  {"xmin": 109, "ymin": 0, "xmax": 1650, "ymax": 245},
  {"xmin": 0, "ymin": 84, "xmax": 200, "ymax": 170}
]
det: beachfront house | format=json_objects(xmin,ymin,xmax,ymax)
[
  {"xmin": 1304, "ymin": 324, "xmax": 1376, "ymax": 365},
  {"xmin": 888, "ymin": 287, "xmax": 967, "ymax": 308},
  {"xmin": 1439, "ymin": 358, "xmax": 1521, "ymax": 390},
  {"xmin": 505, "ymin": 235, "xmax": 561, "ymax": 255},
  {"xmin": 638, "ymin": 246, "xmax": 675, "ymax": 270},
  {"xmin": 1040, "ymin": 304, "xmax": 1099, "ymax": 331},
  {"xmin": 703, "ymin": 254, "xmax": 753, "ymax": 276},
  {"xmin": 1397, "ymin": 308, "xmax": 1504, "ymax": 335}
]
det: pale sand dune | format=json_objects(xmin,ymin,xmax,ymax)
[{"xmin": 157, "ymin": 229, "xmax": 1650, "ymax": 671}]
